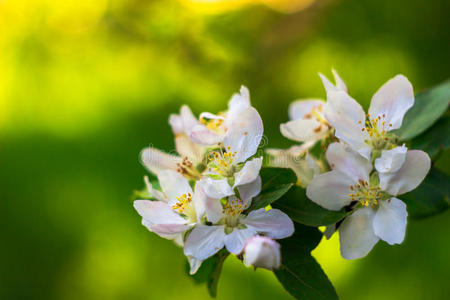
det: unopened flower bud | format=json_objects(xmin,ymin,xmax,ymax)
[{"xmin": 243, "ymin": 236, "xmax": 281, "ymax": 270}]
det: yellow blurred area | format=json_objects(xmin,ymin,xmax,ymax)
[{"xmin": 179, "ymin": 0, "xmax": 315, "ymax": 14}]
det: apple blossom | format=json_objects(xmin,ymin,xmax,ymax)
[
  {"xmin": 183, "ymin": 178, "xmax": 294, "ymax": 269},
  {"xmin": 306, "ymin": 142, "xmax": 430, "ymax": 259},
  {"xmin": 280, "ymin": 70, "xmax": 347, "ymax": 144},
  {"xmin": 189, "ymin": 86, "xmax": 252, "ymax": 145},
  {"xmin": 133, "ymin": 170, "xmax": 206, "ymax": 243},
  {"xmin": 325, "ymin": 75, "xmax": 414, "ymax": 160},
  {"xmin": 243, "ymin": 236, "xmax": 281, "ymax": 270}
]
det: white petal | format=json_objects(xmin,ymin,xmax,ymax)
[
  {"xmin": 223, "ymin": 107, "xmax": 264, "ymax": 163},
  {"xmin": 180, "ymin": 105, "xmax": 199, "ymax": 132},
  {"xmin": 244, "ymin": 208, "xmax": 295, "ymax": 239},
  {"xmin": 373, "ymin": 198, "xmax": 408, "ymax": 245},
  {"xmin": 174, "ymin": 134, "xmax": 204, "ymax": 165},
  {"xmin": 243, "ymin": 236, "xmax": 281, "ymax": 270},
  {"xmin": 192, "ymin": 182, "xmax": 206, "ymax": 222},
  {"xmin": 339, "ymin": 207, "xmax": 379, "ymax": 260},
  {"xmin": 375, "ymin": 145, "xmax": 407, "ymax": 173},
  {"xmin": 188, "ymin": 257, "xmax": 203, "ymax": 275},
  {"xmin": 227, "ymin": 86, "xmax": 251, "ymax": 125},
  {"xmin": 184, "ymin": 225, "xmax": 226, "ymax": 261},
  {"xmin": 238, "ymin": 176, "xmax": 262, "ymax": 207},
  {"xmin": 190, "ymin": 124, "xmax": 222, "ymax": 145},
  {"xmin": 133, "ymin": 200, "xmax": 186, "ymax": 225},
  {"xmin": 144, "ymin": 176, "xmax": 167, "ymax": 202},
  {"xmin": 200, "ymin": 177, "xmax": 234, "ymax": 199},
  {"xmin": 326, "ymin": 142, "xmax": 372, "ymax": 182},
  {"xmin": 148, "ymin": 223, "xmax": 193, "ymax": 237},
  {"xmin": 319, "ymin": 70, "xmax": 347, "ymax": 93},
  {"xmin": 233, "ymin": 157, "xmax": 262, "ymax": 187},
  {"xmin": 224, "ymin": 227, "xmax": 257, "ymax": 254},
  {"xmin": 288, "ymin": 99, "xmax": 325, "ymax": 120},
  {"xmin": 306, "ymin": 170, "xmax": 355, "ymax": 211},
  {"xmin": 379, "ymin": 150, "xmax": 431, "ymax": 195},
  {"xmin": 369, "ymin": 75, "xmax": 414, "ymax": 130},
  {"xmin": 199, "ymin": 112, "xmax": 225, "ymax": 121},
  {"xmin": 332, "ymin": 69, "xmax": 348, "ymax": 92},
  {"xmin": 169, "ymin": 114, "xmax": 183, "ymax": 134},
  {"xmin": 280, "ymin": 119, "xmax": 328, "ymax": 143},
  {"xmin": 325, "ymin": 91, "xmax": 371, "ymax": 160},
  {"xmin": 140, "ymin": 147, "xmax": 181, "ymax": 175},
  {"xmin": 157, "ymin": 170, "xmax": 193, "ymax": 205}
]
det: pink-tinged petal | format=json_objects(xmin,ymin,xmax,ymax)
[
  {"xmin": 133, "ymin": 200, "xmax": 187, "ymax": 225},
  {"xmin": 339, "ymin": 207, "xmax": 379, "ymax": 260},
  {"xmin": 325, "ymin": 91, "xmax": 371, "ymax": 160},
  {"xmin": 223, "ymin": 107, "xmax": 264, "ymax": 163},
  {"xmin": 224, "ymin": 227, "xmax": 258, "ymax": 254},
  {"xmin": 238, "ymin": 176, "xmax": 262, "ymax": 207},
  {"xmin": 243, "ymin": 208, "xmax": 294, "ymax": 239},
  {"xmin": 326, "ymin": 142, "xmax": 372, "ymax": 182},
  {"xmin": 373, "ymin": 198, "xmax": 408, "ymax": 245},
  {"xmin": 184, "ymin": 225, "xmax": 226, "ymax": 261},
  {"xmin": 288, "ymin": 99, "xmax": 325, "ymax": 120},
  {"xmin": 148, "ymin": 223, "xmax": 193, "ymax": 236},
  {"xmin": 174, "ymin": 134, "xmax": 204, "ymax": 165},
  {"xmin": 379, "ymin": 150, "xmax": 431, "ymax": 196},
  {"xmin": 306, "ymin": 170, "xmax": 355, "ymax": 211},
  {"xmin": 233, "ymin": 157, "xmax": 262, "ymax": 187},
  {"xmin": 375, "ymin": 145, "xmax": 407, "ymax": 173},
  {"xmin": 140, "ymin": 147, "xmax": 181, "ymax": 175},
  {"xmin": 144, "ymin": 176, "xmax": 167, "ymax": 202},
  {"xmin": 188, "ymin": 257, "xmax": 203, "ymax": 275},
  {"xmin": 280, "ymin": 119, "xmax": 328, "ymax": 143},
  {"xmin": 141, "ymin": 220, "xmax": 187, "ymax": 240},
  {"xmin": 200, "ymin": 177, "xmax": 234, "ymax": 199},
  {"xmin": 190, "ymin": 124, "xmax": 222, "ymax": 145},
  {"xmin": 157, "ymin": 170, "xmax": 193, "ymax": 206},
  {"xmin": 243, "ymin": 236, "xmax": 281, "ymax": 270},
  {"xmin": 369, "ymin": 75, "xmax": 414, "ymax": 130}
]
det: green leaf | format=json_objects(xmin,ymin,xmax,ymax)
[
  {"xmin": 410, "ymin": 114, "xmax": 450, "ymax": 159},
  {"xmin": 246, "ymin": 167, "xmax": 297, "ymax": 212},
  {"xmin": 394, "ymin": 80, "xmax": 450, "ymax": 141},
  {"xmin": 274, "ymin": 223, "xmax": 338, "ymax": 300},
  {"xmin": 272, "ymin": 186, "xmax": 348, "ymax": 227},
  {"xmin": 185, "ymin": 250, "xmax": 229, "ymax": 298},
  {"xmin": 401, "ymin": 167, "xmax": 449, "ymax": 219}
]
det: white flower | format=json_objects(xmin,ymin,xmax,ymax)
[
  {"xmin": 133, "ymin": 170, "xmax": 206, "ymax": 242},
  {"xmin": 189, "ymin": 86, "xmax": 252, "ymax": 145},
  {"xmin": 280, "ymin": 70, "xmax": 347, "ymax": 144},
  {"xmin": 243, "ymin": 236, "xmax": 281, "ymax": 270},
  {"xmin": 306, "ymin": 142, "xmax": 430, "ymax": 259},
  {"xmin": 141, "ymin": 105, "xmax": 204, "ymax": 179},
  {"xmin": 266, "ymin": 143, "xmax": 321, "ymax": 187},
  {"xmin": 325, "ymin": 75, "xmax": 414, "ymax": 160},
  {"xmin": 202, "ymin": 104, "xmax": 264, "ymax": 194},
  {"xmin": 183, "ymin": 179, "xmax": 294, "ymax": 265}
]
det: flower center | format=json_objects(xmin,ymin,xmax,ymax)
[
  {"xmin": 177, "ymin": 157, "xmax": 201, "ymax": 180},
  {"xmin": 348, "ymin": 179, "xmax": 383, "ymax": 208},
  {"xmin": 359, "ymin": 113, "xmax": 399, "ymax": 152},
  {"xmin": 172, "ymin": 193, "xmax": 192, "ymax": 213},
  {"xmin": 200, "ymin": 113, "xmax": 226, "ymax": 134},
  {"xmin": 207, "ymin": 145, "xmax": 237, "ymax": 177},
  {"xmin": 222, "ymin": 198, "xmax": 247, "ymax": 228},
  {"xmin": 305, "ymin": 104, "xmax": 329, "ymax": 125}
]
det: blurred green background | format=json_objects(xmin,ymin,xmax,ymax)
[{"xmin": 1, "ymin": 0, "xmax": 449, "ymax": 299}]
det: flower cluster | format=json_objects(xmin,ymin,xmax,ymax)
[
  {"xmin": 134, "ymin": 86, "xmax": 294, "ymax": 273},
  {"xmin": 273, "ymin": 72, "xmax": 431, "ymax": 259},
  {"xmin": 133, "ymin": 72, "xmax": 432, "ymax": 280}
]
